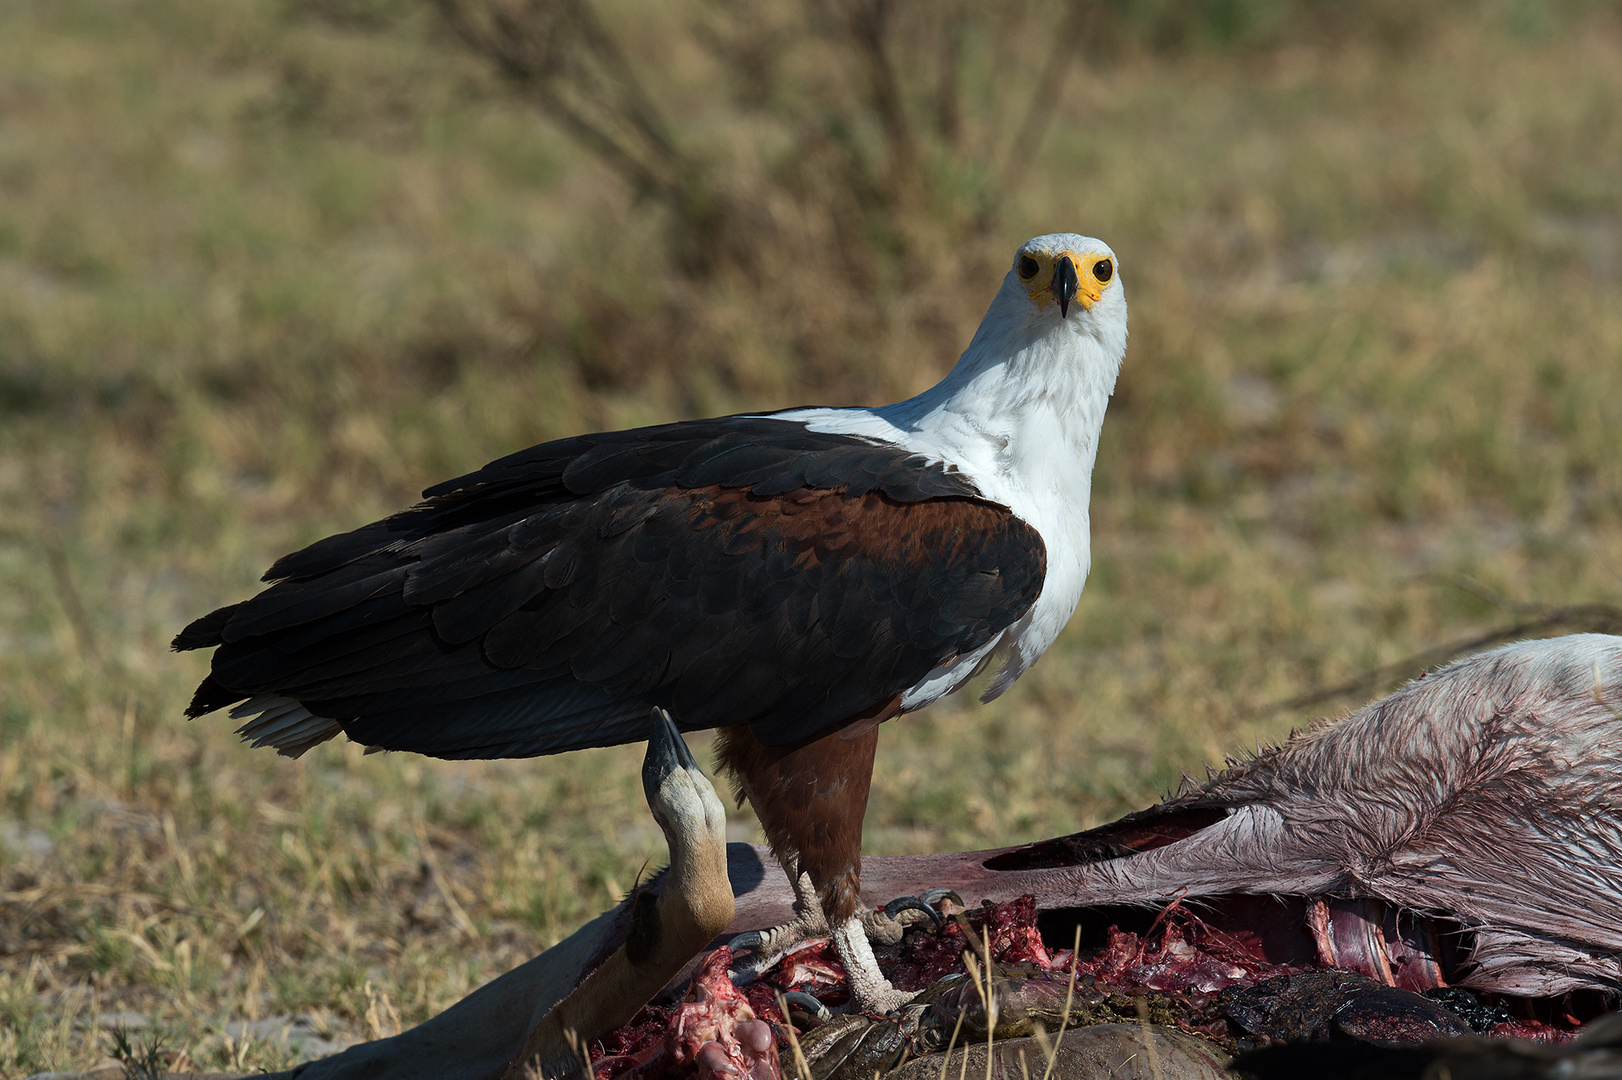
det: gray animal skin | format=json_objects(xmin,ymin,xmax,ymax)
[
  {"xmin": 1030, "ymin": 631, "xmax": 1622, "ymax": 997},
  {"xmin": 277, "ymin": 635, "xmax": 1622, "ymax": 1080}
]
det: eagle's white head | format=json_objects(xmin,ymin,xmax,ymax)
[
  {"xmin": 1009, "ymin": 233, "xmax": 1124, "ymax": 326},
  {"xmin": 900, "ymin": 232, "xmax": 1128, "ymax": 425},
  {"xmin": 988, "ymin": 232, "xmax": 1128, "ymax": 358}
]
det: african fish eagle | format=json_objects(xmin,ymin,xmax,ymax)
[{"xmin": 173, "ymin": 233, "xmax": 1129, "ymax": 1012}]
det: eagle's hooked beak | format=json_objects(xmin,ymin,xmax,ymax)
[{"xmin": 1050, "ymin": 256, "xmax": 1080, "ymax": 319}]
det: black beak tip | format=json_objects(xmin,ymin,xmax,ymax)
[{"xmin": 1051, "ymin": 255, "xmax": 1080, "ymax": 320}]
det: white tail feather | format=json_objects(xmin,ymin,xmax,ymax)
[{"xmin": 231, "ymin": 695, "xmax": 343, "ymax": 758}]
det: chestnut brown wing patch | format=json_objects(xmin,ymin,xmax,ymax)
[{"xmin": 176, "ymin": 416, "xmax": 1046, "ymax": 758}]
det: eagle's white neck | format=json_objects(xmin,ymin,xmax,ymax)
[
  {"xmin": 778, "ymin": 268, "xmax": 1129, "ymax": 703},
  {"xmin": 879, "ymin": 275, "xmax": 1127, "ymax": 511}
]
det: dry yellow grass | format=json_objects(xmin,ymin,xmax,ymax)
[{"xmin": 2, "ymin": 0, "xmax": 1621, "ymax": 1073}]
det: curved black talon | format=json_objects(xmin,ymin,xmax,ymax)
[
  {"xmin": 729, "ymin": 928, "xmax": 768, "ymax": 953},
  {"xmin": 881, "ymin": 889, "xmax": 963, "ymax": 930},
  {"xmin": 882, "ymin": 896, "xmax": 942, "ymax": 929},
  {"xmin": 727, "ymin": 953, "xmax": 771, "ymax": 986},
  {"xmin": 726, "ymin": 927, "xmax": 775, "ymax": 984},
  {"xmin": 779, "ymin": 991, "xmax": 834, "ymax": 1026}
]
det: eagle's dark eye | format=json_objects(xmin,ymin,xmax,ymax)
[
  {"xmin": 1018, "ymin": 256, "xmax": 1040, "ymax": 279},
  {"xmin": 1093, "ymin": 259, "xmax": 1113, "ymax": 283}
]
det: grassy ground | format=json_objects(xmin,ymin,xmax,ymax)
[{"xmin": 2, "ymin": 0, "xmax": 1621, "ymax": 1073}]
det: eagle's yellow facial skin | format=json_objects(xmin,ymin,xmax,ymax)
[{"xmin": 1018, "ymin": 249, "xmax": 1114, "ymax": 312}]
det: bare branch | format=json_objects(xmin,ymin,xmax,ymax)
[
  {"xmin": 999, "ymin": 0, "xmax": 1088, "ymax": 193},
  {"xmin": 809, "ymin": 0, "xmax": 919, "ymax": 198},
  {"xmin": 563, "ymin": 0, "xmax": 685, "ymax": 170},
  {"xmin": 431, "ymin": 0, "xmax": 690, "ymax": 202},
  {"xmin": 934, "ymin": 10, "xmax": 966, "ymax": 148}
]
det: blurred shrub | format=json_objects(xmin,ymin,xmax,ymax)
[
  {"xmin": 427, "ymin": 0, "xmax": 1096, "ymax": 404},
  {"xmin": 411, "ymin": 0, "xmax": 1493, "ymax": 405},
  {"xmin": 1074, "ymin": 0, "xmax": 1435, "ymax": 53}
]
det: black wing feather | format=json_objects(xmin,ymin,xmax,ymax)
[{"xmin": 176, "ymin": 414, "xmax": 1045, "ymax": 755}]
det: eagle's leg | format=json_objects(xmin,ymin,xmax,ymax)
[{"xmin": 716, "ymin": 722, "xmax": 924, "ymax": 1015}]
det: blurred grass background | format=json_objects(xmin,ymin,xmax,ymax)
[{"xmin": 2, "ymin": 0, "xmax": 1621, "ymax": 1071}]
